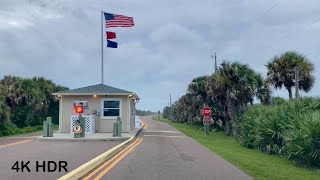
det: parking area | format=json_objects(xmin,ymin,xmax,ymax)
[{"xmin": 0, "ymin": 138, "xmax": 123, "ymax": 180}]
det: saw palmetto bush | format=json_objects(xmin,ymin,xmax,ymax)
[
  {"xmin": 238, "ymin": 104, "xmax": 292, "ymax": 154},
  {"xmin": 284, "ymin": 112, "xmax": 320, "ymax": 167},
  {"xmin": 238, "ymin": 97, "xmax": 320, "ymax": 167}
]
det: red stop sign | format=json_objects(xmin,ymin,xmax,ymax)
[{"xmin": 202, "ymin": 107, "xmax": 212, "ymax": 117}]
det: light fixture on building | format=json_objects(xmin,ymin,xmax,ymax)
[
  {"xmin": 134, "ymin": 98, "xmax": 139, "ymax": 103},
  {"xmin": 93, "ymin": 95, "xmax": 97, "ymax": 97}
]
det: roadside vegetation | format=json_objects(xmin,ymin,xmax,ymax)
[
  {"xmin": 162, "ymin": 51, "xmax": 319, "ymax": 170},
  {"xmin": 238, "ymin": 97, "xmax": 320, "ymax": 167},
  {"xmin": 153, "ymin": 116, "xmax": 320, "ymax": 180},
  {"xmin": 0, "ymin": 76, "xmax": 67, "ymax": 137},
  {"xmin": 136, "ymin": 109, "xmax": 157, "ymax": 116}
]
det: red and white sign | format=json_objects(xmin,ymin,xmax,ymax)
[
  {"xmin": 203, "ymin": 117, "xmax": 213, "ymax": 125},
  {"xmin": 202, "ymin": 107, "xmax": 212, "ymax": 117}
]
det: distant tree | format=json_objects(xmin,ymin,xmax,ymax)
[
  {"xmin": 136, "ymin": 109, "xmax": 156, "ymax": 116},
  {"xmin": 162, "ymin": 106, "xmax": 173, "ymax": 119},
  {"xmin": 266, "ymin": 51, "xmax": 315, "ymax": 100}
]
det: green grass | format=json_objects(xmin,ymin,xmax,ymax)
[
  {"xmin": 0, "ymin": 124, "xmax": 59, "ymax": 138},
  {"xmin": 153, "ymin": 116, "xmax": 320, "ymax": 180}
]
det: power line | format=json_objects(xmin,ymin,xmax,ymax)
[
  {"xmin": 302, "ymin": 17, "xmax": 320, "ymax": 31},
  {"xmin": 256, "ymin": 1, "xmax": 281, "ymax": 21},
  {"xmin": 279, "ymin": 16, "xmax": 320, "ymax": 40}
]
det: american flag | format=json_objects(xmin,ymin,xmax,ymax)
[{"xmin": 104, "ymin": 12, "xmax": 134, "ymax": 28}]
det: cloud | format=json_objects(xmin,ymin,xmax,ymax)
[{"xmin": 0, "ymin": 0, "xmax": 320, "ymax": 111}]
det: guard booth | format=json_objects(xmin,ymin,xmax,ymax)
[{"xmin": 52, "ymin": 84, "xmax": 139, "ymax": 134}]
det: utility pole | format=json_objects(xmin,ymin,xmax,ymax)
[
  {"xmin": 169, "ymin": 94, "xmax": 172, "ymax": 107},
  {"xmin": 295, "ymin": 66, "xmax": 299, "ymax": 100},
  {"xmin": 214, "ymin": 52, "xmax": 217, "ymax": 73},
  {"xmin": 211, "ymin": 52, "xmax": 218, "ymax": 73}
]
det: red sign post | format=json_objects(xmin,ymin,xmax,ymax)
[{"xmin": 202, "ymin": 107, "xmax": 212, "ymax": 135}]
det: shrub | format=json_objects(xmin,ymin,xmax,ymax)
[
  {"xmin": 238, "ymin": 104, "xmax": 293, "ymax": 154},
  {"xmin": 271, "ymin": 97, "xmax": 287, "ymax": 105},
  {"xmin": 284, "ymin": 112, "xmax": 320, "ymax": 167},
  {"xmin": 237, "ymin": 97, "xmax": 320, "ymax": 167},
  {"xmin": 0, "ymin": 122, "xmax": 42, "ymax": 137}
]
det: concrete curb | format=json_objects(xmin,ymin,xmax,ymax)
[
  {"xmin": 58, "ymin": 123, "xmax": 145, "ymax": 180},
  {"xmin": 36, "ymin": 136, "xmax": 130, "ymax": 142}
]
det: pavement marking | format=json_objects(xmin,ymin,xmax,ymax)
[
  {"xmin": 145, "ymin": 130, "xmax": 180, "ymax": 133},
  {"xmin": 140, "ymin": 120, "xmax": 146, "ymax": 129},
  {"xmin": 0, "ymin": 139, "xmax": 32, "ymax": 149},
  {"xmin": 144, "ymin": 135, "xmax": 186, "ymax": 138},
  {"xmin": 82, "ymin": 138, "xmax": 140, "ymax": 180},
  {"xmin": 5, "ymin": 136, "xmax": 38, "ymax": 139},
  {"xmin": 93, "ymin": 138, "xmax": 144, "ymax": 180}
]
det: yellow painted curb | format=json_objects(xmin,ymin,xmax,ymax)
[{"xmin": 58, "ymin": 124, "xmax": 145, "ymax": 180}]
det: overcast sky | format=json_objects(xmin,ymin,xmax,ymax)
[{"xmin": 0, "ymin": 0, "xmax": 319, "ymax": 111}]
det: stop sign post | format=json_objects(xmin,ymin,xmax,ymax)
[{"xmin": 202, "ymin": 107, "xmax": 212, "ymax": 135}]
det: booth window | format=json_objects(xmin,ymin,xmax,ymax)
[{"xmin": 101, "ymin": 99, "xmax": 121, "ymax": 119}]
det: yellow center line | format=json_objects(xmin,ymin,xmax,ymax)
[
  {"xmin": 0, "ymin": 139, "xmax": 32, "ymax": 149},
  {"xmin": 82, "ymin": 138, "xmax": 140, "ymax": 180},
  {"xmin": 6, "ymin": 136, "xmax": 38, "ymax": 139},
  {"xmin": 93, "ymin": 138, "xmax": 144, "ymax": 180}
]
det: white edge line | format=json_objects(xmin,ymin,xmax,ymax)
[
  {"xmin": 144, "ymin": 135, "xmax": 186, "ymax": 138},
  {"xmin": 144, "ymin": 131, "xmax": 180, "ymax": 133}
]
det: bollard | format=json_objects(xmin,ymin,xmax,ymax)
[
  {"xmin": 47, "ymin": 117, "xmax": 52, "ymax": 124},
  {"xmin": 48, "ymin": 123, "xmax": 54, "ymax": 137},
  {"xmin": 43, "ymin": 120, "xmax": 48, "ymax": 137},
  {"xmin": 43, "ymin": 117, "xmax": 54, "ymax": 137},
  {"xmin": 117, "ymin": 117, "xmax": 122, "ymax": 137},
  {"xmin": 113, "ymin": 123, "xmax": 118, "ymax": 137},
  {"xmin": 47, "ymin": 117, "xmax": 53, "ymax": 137}
]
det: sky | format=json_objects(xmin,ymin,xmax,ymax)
[{"xmin": 0, "ymin": 0, "xmax": 320, "ymax": 111}]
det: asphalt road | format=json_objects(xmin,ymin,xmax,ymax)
[
  {"xmin": 0, "ymin": 134, "xmax": 123, "ymax": 180},
  {"xmin": 87, "ymin": 116, "xmax": 252, "ymax": 180}
]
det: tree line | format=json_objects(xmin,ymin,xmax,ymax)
[
  {"xmin": 162, "ymin": 51, "xmax": 315, "ymax": 136},
  {"xmin": 0, "ymin": 76, "xmax": 68, "ymax": 136},
  {"xmin": 136, "ymin": 109, "xmax": 157, "ymax": 116},
  {"xmin": 162, "ymin": 51, "xmax": 319, "ymax": 167}
]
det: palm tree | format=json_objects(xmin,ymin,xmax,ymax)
[
  {"xmin": 206, "ymin": 61, "xmax": 270, "ymax": 135},
  {"xmin": 188, "ymin": 76, "xmax": 209, "ymax": 99},
  {"xmin": 266, "ymin": 51, "xmax": 315, "ymax": 100}
]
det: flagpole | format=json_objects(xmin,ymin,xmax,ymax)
[{"xmin": 101, "ymin": 10, "xmax": 104, "ymax": 84}]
